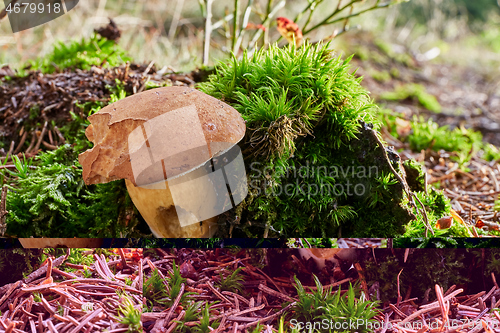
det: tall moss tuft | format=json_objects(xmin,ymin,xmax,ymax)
[
  {"xmin": 200, "ymin": 42, "xmax": 448, "ymax": 237},
  {"xmin": 201, "ymin": 42, "xmax": 378, "ymax": 159}
]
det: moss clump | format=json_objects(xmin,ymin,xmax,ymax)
[
  {"xmin": 200, "ymin": 42, "xmax": 435, "ymax": 237},
  {"xmin": 291, "ymin": 277, "xmax": 379, "ymax": 332},
  {"xmin": 202, "ymin": 42, "xmax": 378, "ymax": 158},
  {"xmin": 27, "ymin": 34, "xmax": 131, "ymax": 74},
  {"xmin": 4, "ymin": 145, "xmax": 139, "ymax": 238},
  {"xmin": 408, "ymin": 116, "xmax": 500, "ymax": 163},
  {"xmin": 378, "ymin": 109, "xmax": 500, "ymax": 166},
  {"xmin": 380, "ymin": 83, "xmax": 442, "ymax": 113}
]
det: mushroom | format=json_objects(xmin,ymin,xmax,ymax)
[
  {"xmin": 19, "ymin": 238, "xmax": 104, "ymax": 248},
  {"xmin": 297, "ymin": 248, "xmax": 358, "ymax": 270},
  {"xmin": 78, "ymin": 86, "xmax": 247, "ymax": 237}
]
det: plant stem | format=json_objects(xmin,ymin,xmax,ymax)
[
  {"xmin": 234, "ymin": 0, "xmax": 254, "ymax": 54},
  {"xmin": 264, "ymin": 0, "xmax": 274, "ymax": 46},
  {"xmin": 302, "ymin": 0, "xmax": 321, "ymax": 32},
  {"xmin": 232, "ymin": 0, "xmax": 241, "ymax": 54},
  {"xmin": 302, "ymin": 0, "xmax": 363, "ymax": 35},
  {"xmin": 294, "ymin": 0, "xmax": 325, "ymax": 33},
  {"xmin": 0, "ymin": 186, "xmax": 7, "ymax": 236},
  {"xmin": 198, "ymin": 0, "xmax": 206, "ymax": 17},
  {"xmin": 248, "ymin": 0, "xmax": 286, "ymax": 52},
  {"xmin": 168, "ymin": 0, "xmax": 185, "ymax": 39},
  {"xmin": 203, "ymin": 0, "xmax": 214, "ymax": 66},
  {"xmin": 212, "ymin": 13, "xmax": 234, "ymax": 30},
  {"xmin": 329, "ymin": 2, "xmax": 389, "ymax": 25}
]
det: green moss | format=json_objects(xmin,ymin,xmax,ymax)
[
  {"xmin": 408, "ymin": 116, "xmax": 500, "ymax": 163},
  {"xmin": 291, "ymin": 276, "xmax": 379, "ymax": 332},
  {"xmin": 369, "ymin": 69, "xmax": 391, "ymax": 83},
  {"xmin": 201, "ymin": 42, "xmax": 430, "ymax": 237},
  {"xmin": 483, "ymin": 143, "xmax": 500, "ymax": 162},
  {"xmin": 403, "ymin": 159, "xmax": 426, "ymax": 192},
  {"xmin": 27, "ymin": 34, "xmax": 131, "ymax": 74},
  {"xmin": 4, "ymin": 145, "xmax": 139, "ymax": 238},
  {"xmin": 380, "ymin": 83, "xmax": 442, "ymax": 113},
  {"xmin": 390, "ymin": 67, "xmax": 400, "ymax": 78},
  {"xmin": 423, "ymin": 188, "xmax": 451, "ymax": 218},
  {"xmin": 378, "ymin": 109, "xmax": 500, "ymax": 165},
  {"xmin": 400, "ymin": 189, "xmax": 452, "ymax": 238},
  {"xmin": 201, "ymin": 42, "xmax": 378, "ymax": 158},
  {"xmin": 28, "ymin": 105, "xmax": 40, "ymax": 120}
]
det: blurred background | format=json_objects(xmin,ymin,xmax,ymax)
[{"xmin": 1, "ymin": 0, "xmax": 499, "ymax": 71}]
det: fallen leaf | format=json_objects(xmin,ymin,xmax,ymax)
[
  {"xmin": 435, "ymin": 216, "xmax": 453, "ymax": 229},
  {"xmin": 276, "ymin": 17, "xmax": 303, "ymax": 47},
  {"xmin": 395, "ymin": 117, "xmax": 411, "ymax": 137}
]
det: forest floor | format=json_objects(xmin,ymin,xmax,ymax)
[
  {"xmin": 0, "ymin": 248, "xmax": 143, "ymax": 333},
  {"xmin": 0, "ymin": 29, "xmax": 499, "ymax": 237},
  {"xmin": 344, "ymin": 31, "xmax": 500, "ymax": 232},
  {"xmin": 3, "ymin": 248, "xmax": 500, "ymax": 332},
  {"xmin": 144, "ymin": 248, "xmax": 500, "ymax": 333}
]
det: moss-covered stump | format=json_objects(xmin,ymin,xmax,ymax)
[{"xmin": 201, "ymin": 42, "xmax": 449, "ymax": 237}]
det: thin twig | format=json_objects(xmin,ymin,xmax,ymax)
[
  {"xmin": 258, "ymin": 284, "xmax": 296, "ymax": 302},
  {"xmin": 25, "ymin": 130, "xmax": 37, "ymax": 154},
  {"xmin": 164, "ymin": 283, "xmax": 185, "ymax": 326},
  {"xmin": 13, "ymin": 130, "xmax": 27, "ymax": 155},
  {"xmin": 6, "ymin": 141, "xmax": 15, "ymax": 158},
  {"xmin": 240, "ymin": 302, "xmax": 296, "ymax": 329},
  {"xmin": 142, "ymin": 60, "xmax": 155, "ymax": 77},
  {"xmin": 303, "ymin": 0, "xmax": 389, "ymax": 35},
  {"xmin": 206, "ymin": 280, "xmax": 232, "ymax": 304},
  {"xmin": 33, "ymin": 121, "xmax": 48, "ymax": 152},
  {"xmin": 231, "ymin": 0, "xmax": 241, "ymax": 54},
  {"xmin": 248, "ymin": 0, "xmax": 286, "ymax": 52},
  {"xmin": 41, "ymin": 139, "xmax": 58, "ymax": 150},
  {"xmin": 0, "ymin": 186, "xmax": 8, "ymax": 236},
  {"xmin": 54, "ymin": 126, "xmax": 65, "ymax": 144},
  {"xmin": 168, "ymin": 0, "xmax": 185, "ymax": 39},
  {"xmin": 233, "ymin": 0, "xmax": 253, "ymax": 54},
  {"xmin": 203, "ymin": 0, "xmax": 214, "ymax": 66}
]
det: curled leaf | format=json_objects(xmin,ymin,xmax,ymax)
[{"xmin": 276, "ymin": 17, "xmax": 303, "ymax": 47}]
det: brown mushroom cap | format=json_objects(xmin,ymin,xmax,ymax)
[
  {"xmin": 78, "ymin": 86, "xmax": 246, "ymax": 186},
  {"xmin": 19, "ymin": 238, "xmax": 104, "ymax": 248}
]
